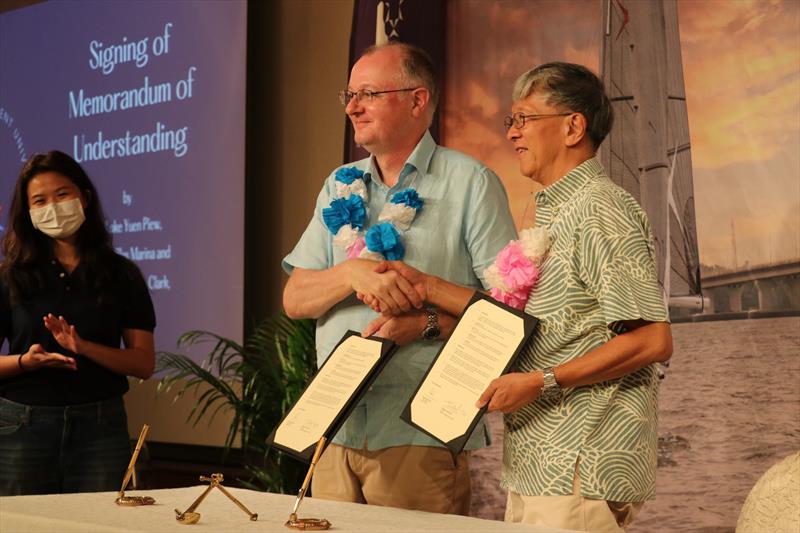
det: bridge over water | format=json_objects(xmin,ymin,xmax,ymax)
[{"xmin": 701, "ymin": 260, "xmax": 800, "ymax": 314}]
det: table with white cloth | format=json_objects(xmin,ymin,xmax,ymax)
[{"xmin": 0, "ymin": 486, "xmax": 579, "ymax": 533}]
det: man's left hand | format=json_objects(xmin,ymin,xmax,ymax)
[
  {"xmin": 476, "ymin": 372, "xmax": 542, "ymax": 414},
  {"xmin": 361, "ymin": 311, "xmax": 426, "ymax": 346}
]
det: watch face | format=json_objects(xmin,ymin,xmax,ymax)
[
  {"xmin": 541, "ymin": 385, "xmax": 560, "ymax": 401},
  {"xmin": 423, "ymin": 326, "xmax": 441, "ymax": 340}
]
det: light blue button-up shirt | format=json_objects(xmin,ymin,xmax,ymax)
[{"xmin": 283, "ymin": 130, "xmax": 517, "ymax": 451}]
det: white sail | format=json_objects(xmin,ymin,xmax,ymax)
[{"xmin": 600, "ymin": 0, "xmax": 702, "ymax": 312}]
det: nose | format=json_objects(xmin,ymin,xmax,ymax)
[
  {"xmin": 345, "ymin": 94, "xmax": 362, "ymax": 117},
  {"xmin": 506, "ymin": 125, "xmax": 521, "ymax": 142}
]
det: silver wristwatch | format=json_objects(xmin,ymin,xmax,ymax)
[
  {"xmin": 421, "ymin": 307, "xmax": 441, "ymax": 340},
  {"xmin": 540, "ymin": 367, "xmax": 561, "ymax": 401}
]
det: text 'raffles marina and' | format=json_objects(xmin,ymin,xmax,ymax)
[{"xmin": 108, "ymin": 215, "xmax": 171, "ymax": 291}]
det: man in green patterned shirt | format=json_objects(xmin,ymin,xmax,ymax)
[{"xmin": 365, "ymin": 62, "xmax": 673, "ymax": 532}]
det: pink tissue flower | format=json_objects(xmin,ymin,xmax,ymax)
[
  {"xmin": 494, "ymin": 242, "xmax": 539, "ymax": 291},
  {"xmin": 490, "ymin": 287, "xmax": 529, "ymax": 310},
  {"xmin": 347, "ymin": 237, "xmax": 366, "ymax": 259}
]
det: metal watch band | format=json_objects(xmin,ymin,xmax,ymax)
[
  {"xmin": 422, "ymin": 307, "xmax": 440, "ymax": 340},
  {"xmin": 541, "ymin": 366, "xmax": 560, "ymax": 399}
]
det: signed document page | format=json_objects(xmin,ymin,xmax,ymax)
[
  {"xmin": 274, "ymin": 335, "xmax": 382, "ymax": 454},
  {"xmin": 410, "ymin": 299, "xmax": 525, "ymax": 444}
]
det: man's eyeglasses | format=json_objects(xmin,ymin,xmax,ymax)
[
  {"xmin": 338, "ymin": 87, "xmax": 419, "ymax": 106},
  {"xmin": 503, "ymin": 112, "xmax": 572, "ymax": 131}
]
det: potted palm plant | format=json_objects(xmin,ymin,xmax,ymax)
[{"xmin": 155, "ymin": 312, "xmax": 317, "ymax": 493}]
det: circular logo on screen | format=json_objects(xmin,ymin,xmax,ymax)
[{"xmin": 0, "ymin": 104, "xmax": 29, "ymax": 234}]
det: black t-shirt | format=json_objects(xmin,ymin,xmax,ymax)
[{"xmin": 0, "ymin": 256, "xmax": 156, "ymax": 405}]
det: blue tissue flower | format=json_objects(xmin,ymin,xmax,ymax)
[
  {"xmin": 322, "ymin": 195, "xmax": 366, "ymax": 234},
  {"xmin": 390, "ymin": 188, "xmax": 423, "ymax": 211},
  {"xmin": 365, "ymin": 222, "xmax": 405, "ymax": 260},
  {"xmin": 334, "ymin": 166, "xmax": 365, "ymax": 185}
]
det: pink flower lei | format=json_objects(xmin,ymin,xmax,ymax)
[{"xmin": 483, "ymin": 227, "xmax": 551, "ymax": 310}]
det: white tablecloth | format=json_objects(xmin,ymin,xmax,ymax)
[{"xmin": 0, "ymin": 486, "xmax": 578, "ymax": 533}]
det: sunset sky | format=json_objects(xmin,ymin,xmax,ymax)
[
  {"xmin": 443, "ymin": 0, "xmax": 799, "ymax": 270},
  {"xmin": 678, "ymin": 0, "xmax": 799, "ymax": 268}
]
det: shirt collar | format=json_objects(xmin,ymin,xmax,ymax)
[
  {"xmin": 403, "ymin": 129, "xmax": 436, "ymax": 176},
  {"xmin": 535, "ymin": 157, "xmax": 604, "ymax": 207},
  {"xmin": 365, "ymin": 130, "xmax": 436, "ymax": 185}
]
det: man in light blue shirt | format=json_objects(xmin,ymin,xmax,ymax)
[{"xmin": 282, "ymin": 42, "xmax": 515, "ymax": 514}]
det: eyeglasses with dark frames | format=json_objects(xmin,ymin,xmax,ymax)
[
  {"xmin": 503, "ymin": 112, "xmax": 572, "ymax": 131},
  {"xmin": 338, "ymin": 87, "xmax": 419, "ymax": 106}
]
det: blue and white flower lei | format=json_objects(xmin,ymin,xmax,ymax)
[{"xmin": 322, "ymin": 166, "xmax": 423, "ymax": 261}]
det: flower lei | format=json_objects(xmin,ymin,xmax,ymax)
[
  {"xmin": 322, "ymin": 166, "xmax": 423, "ymax": 261},
  {"xmin": 484, "ymin": 226, "xmax": 551, "ymax": 310}
]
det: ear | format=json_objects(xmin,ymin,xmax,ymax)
[
  {"xmin": 409, "ymin": 87, "xmax": 431, "ymax": 119},
  {"xmin": 564, "ymin": 113, "xmax": 587, "ymax": 148},
  {"xmin": 81, "ymin": 188, "xmax": 92, "ymax": 210}
]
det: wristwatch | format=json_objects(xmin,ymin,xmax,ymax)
[
  {"xmin": 540, "ymin": 367, "xmax": 561, "ymax": 401},
  {"xmin": 421, "ymin": 307, "xmax": 441, "ymax": 340}
]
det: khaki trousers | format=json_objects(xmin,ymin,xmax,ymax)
[
  {"xmin": 310, "ymin": 443, "xmax": 471, "ymax": 515},
  {"xmin": 504, "ymin": 462, "xmax": 644, "ymax": 532}
]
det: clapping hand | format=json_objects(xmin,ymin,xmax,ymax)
[
  {"xmin": 43, "ymin": 314, "xmax": 85, "ymax": 355},
  {"xmin": 21, "ymin": 343, "xmax": 77, "ymax": 371}
]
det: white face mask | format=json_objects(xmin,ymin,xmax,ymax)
[{"xmin": 29, "ymin": 197, "xmax": 86, "ymax": 239}]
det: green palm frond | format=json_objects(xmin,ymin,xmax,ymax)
[{"xmin": 155, "ymin": 312, "xmax": 316, "ymax": 492}]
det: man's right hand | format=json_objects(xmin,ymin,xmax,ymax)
[
  {"xmin": 359, "ymin": 261, "xmax": 475, "ymax": 319},
  {"xmin": 20, "ymin": 344, "xmax": 77, "ymax": 371},
  {"xmin": 357, "ymin": 261, "xmax": 428, "ymax": 314},
  {"xmin": 347, "ymin": 259, "xmax": 423, "ymax": 315}
]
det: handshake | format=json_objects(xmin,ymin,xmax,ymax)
[
  {"xmin": 352, "ymin": 259, "xmax": 428, "ymax": 316},
  {"xmin": 348, "ymin": 259, "xmax": 443, "ymax": 346},
  {"xmin": 351, "ymin": 258, "xmax": 535, "ymax": 414}
]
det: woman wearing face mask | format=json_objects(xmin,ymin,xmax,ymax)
[{"xmin": 0, "ymin": 151, "xmax": 156, "ymax": 495}]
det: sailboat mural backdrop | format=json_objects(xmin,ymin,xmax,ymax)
[{"xmin": 435, "ymin": 0, "xmax": 799, "ymax": 531}]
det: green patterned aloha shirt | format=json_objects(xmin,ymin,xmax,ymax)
[{"xmin": 501, "ymin": 157, "xmax": 669, "ymax": 502}]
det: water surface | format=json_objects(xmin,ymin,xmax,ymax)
[{"xmin": 469, "ymin": 317, "xmax": 800, "ymax": 533}]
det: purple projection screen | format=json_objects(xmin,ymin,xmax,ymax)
[{"xmin": 0, "ymin": 1, "xmax": 246, "ymax": 353}]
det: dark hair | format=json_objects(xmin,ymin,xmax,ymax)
[
  {"xmin": 1, "ymin": 150, "xmax": 130, "ymax": 302},
  {"xmin": 512, "ymin": 62, "xmax": 614, "ymax": 149},
  {"xmin": 362, "ymin": 41, "xmax": 439, "ymax": 111}
]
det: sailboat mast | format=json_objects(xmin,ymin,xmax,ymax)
[{"xmin": 600, "ymin": 0, "xmax": 703, "ymax": 311}]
